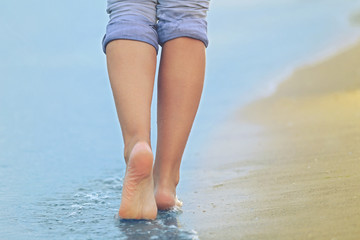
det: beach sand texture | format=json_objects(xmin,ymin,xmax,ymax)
[{"xmin": 192, "ymin": 41, "xmax": 360, "ymax": 239}]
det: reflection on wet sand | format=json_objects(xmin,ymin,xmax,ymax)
[
  {"xmin": 35, "ymin": 174, "xmax": 198, "ymax": 240},
  {"xmin": 191, "ymin": 39, "xmax": 360, "ymax": 239},
  {"xmin": 115, "ymin": 210, "xmax": 198, "ymax": 240}
]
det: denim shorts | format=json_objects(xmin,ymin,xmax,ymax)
[{"xmin": 102, "ymin": 0, "xmax": 210, "ymax": 54}]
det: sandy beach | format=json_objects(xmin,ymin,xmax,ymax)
[{"xmin": 190, "ymin": 41, "xmax": 360, "ymax": 239}]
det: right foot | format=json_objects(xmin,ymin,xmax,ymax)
[
  {"xmin": 118, "ymin": 142, "xmax": 157, "ymax": 219},
  {"xmin": 154, "ymin": 182, "xmax": 183, "ymax": 210}
]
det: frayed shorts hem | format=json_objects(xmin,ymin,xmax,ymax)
[
  {"xmin": 102, "ymin": 18, "xmax": 209, "ymax": 54},
  {"xmin": 102, "ymin": 19, "xmax": 159, "ymax": 54},
  {"xmin": 157, "ymin": 19, "xmax": 208, "ymax": 48}
]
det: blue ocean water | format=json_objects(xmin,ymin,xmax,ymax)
[{"xmin": 1, "ymin": 0, "xmax": 360, "ymax": 239}]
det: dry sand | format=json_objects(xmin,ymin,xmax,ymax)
[{"xmin": 190, "ymin": 41, "xmax": 360, "ymax": 239}]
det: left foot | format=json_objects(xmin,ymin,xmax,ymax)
[{"xmin": 118, "ymin": 141, "xmax": 157, "ymax": 219}]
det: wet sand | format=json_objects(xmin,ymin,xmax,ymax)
[{"xmin": 190, "ymin": 41, "xmax": 360, "ymax": 239}]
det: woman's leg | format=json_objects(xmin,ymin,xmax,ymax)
[
  {"xmin": 106, "ymin": 40, "xmax": 157, "ymax": 219},
  {"xmin": 104, "ymin": 0, "xmax": 159, "ymax": 219},
  {"xmin": 154, "ymin": 0, "xmax": 209, "ymax": 210},
  {"xmin": 154, "ymin": 37, "xmax": 206, "ymax": 210}
]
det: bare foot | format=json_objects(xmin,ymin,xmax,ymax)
[
  {"xmin": 118, "ymin": 142, "xmax": 157, "ymax": 219},
  {"xmin": 154, "ymin": 182, "xmax": 183, "ymax": 210}
]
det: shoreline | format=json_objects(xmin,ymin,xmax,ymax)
[
  {"xmin": 249, "ymin": 32, "xmax": 360, "ymax": 106},
  {"xmin": 188, "ymin": 40, "xmax": 360, "ymax": 239}
]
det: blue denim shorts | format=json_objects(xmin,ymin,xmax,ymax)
[{"xmin": 102, "ymin": 0, "xmax": 210, "ymax": 54}]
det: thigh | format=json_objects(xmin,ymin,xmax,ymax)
[
  {"xmin": 103, "ymin": 0, "xmax": 158, "ymax": 53},
  {"xmin": 157, "ymin": 0, "xmax": 209, "ymax": 21},
  {"xmin": 107, "ymin": 0, "xmax": 157, "ymax": 23},
  {"xmin": 156, "ymin": 0, "xmax": 210, "ymax": 47}
]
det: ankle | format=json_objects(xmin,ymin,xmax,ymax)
[
  {"xmin": 124, "ymin": 138, "xmax": 151, "ymax": 163},
  {"xmin": 154, "ymin": 174, "xmax": 179, "ymax": 191}
]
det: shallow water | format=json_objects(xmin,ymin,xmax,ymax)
[
  {"xmin": 2, "ymin": 170, "xmax": 198, "ymax": 239},
  {"xmin": 36, "ymin": 175, "xmax": 198, "ymax": 240},
  {"xmin": 1, "ymin": 0, "xmax": 360, "ymax": 239}
]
